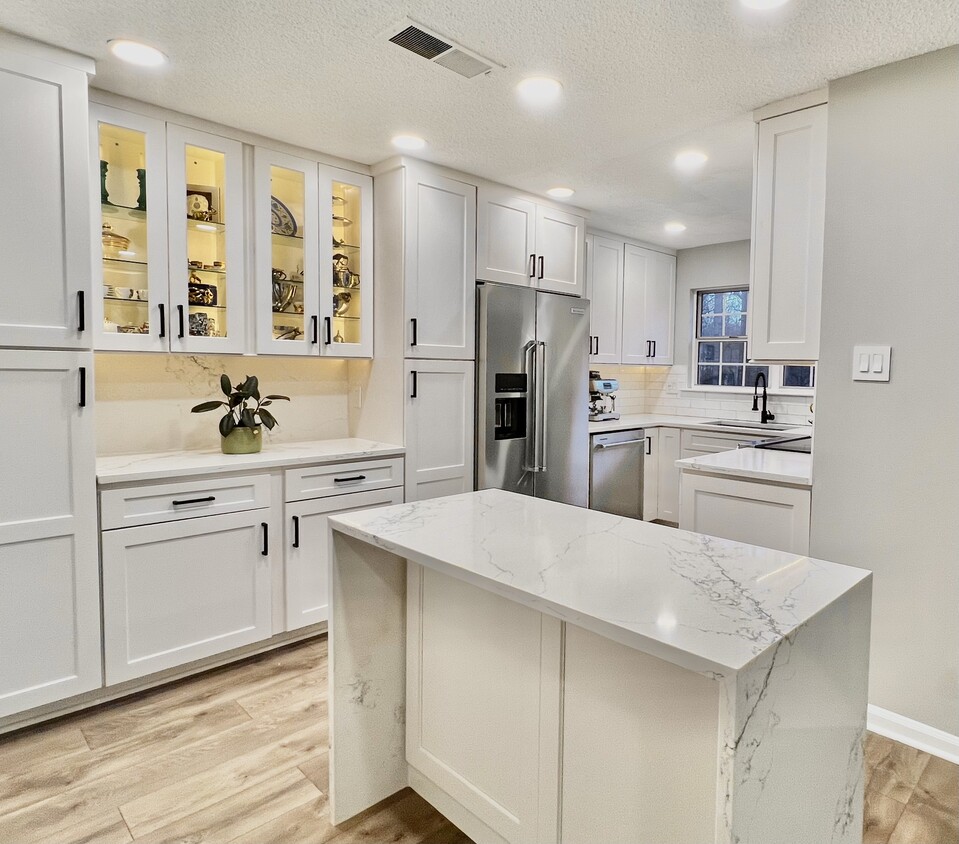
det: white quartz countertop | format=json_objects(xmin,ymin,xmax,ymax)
[
  {"xmin": 588, "ymin": 413, "xmax": 811, "ymax": 438},
  {"xmin": 97, "ymin": 438, "xmax": 404, "ymax": 485},
  {"xmin": 329, "ymin": 488, "xmax": 869, "ymax": 676},
  {"xmin": 676, "ymin": 446, "xmax": 812, "ymax": 487}
]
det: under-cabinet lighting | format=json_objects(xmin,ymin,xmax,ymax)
[
  {"xmin": 194, "ymin": 223, "xmax": 218, "ymax": 232},
  {"xmin": 117, "ymin": 250, "xmax": 136, "ymax": 257}
]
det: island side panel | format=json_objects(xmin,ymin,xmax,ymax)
[
  {"xmin": 561, "ymin": 623, "xmax": 720, "ymax": 844},
  {"xmin": 721, "ymin": 576, "xmax": 872, "ymax": 844},
  {"xmin": 328, "ymin": 529, "xmax": 408, "ymax": 825}
]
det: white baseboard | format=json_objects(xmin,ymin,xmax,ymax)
[{"xmin": 868, "ymin": 704, "xmax": 959, "ymax": 764}]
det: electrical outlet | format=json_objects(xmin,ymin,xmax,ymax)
[{"xmin": 350, "ymin": 386, "xmax": 363, "ymax": 409}]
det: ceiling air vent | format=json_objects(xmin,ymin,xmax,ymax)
[{"xmin": 387, "ymin": 20, "xmax": 500, "ymax": 79}]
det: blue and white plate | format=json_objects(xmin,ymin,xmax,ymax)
[{"xmin": 271, "ymin": 196, "xmax": 297, "ymax": 236}]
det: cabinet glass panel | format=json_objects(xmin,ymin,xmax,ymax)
[
  {"xmin": 184, "ymin": 145, "xmax": 230, "ymax": 339},
  {"xmin": 331, "ymin": 179, "xmax": 363, "ymax": 346},
  {"xmin": 269, "ymin": 166, "xmax": 306, "ymax": 343},
  {"xmin": 99, "ymin": 123, "xmax": 150, "ymax": 336}
]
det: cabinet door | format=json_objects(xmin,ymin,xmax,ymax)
[
  {"xmin": 102, "ymin": 509, "xmax": 275, "ymax": 684},
  {"xmin": 656, "ymin": 427, "xmax": 681, "ymax": 523},
  {"xmin": 0, "ymin": 49, "xmax": 90, "ymax": 350},
  {"xmin": 91, "ymin": 104, "xmax": 170, "ymax": 352},
  {"xmin": 285, "ymin": 486, "xmax": 403, "ymax": 631},
  {"xmin": 167, "ymin": 124, "xmax": 247, "ymax": 354},
  {"xmin": 405, "ymin": 165, "xmax": 476, "ymax": 360},
  {"xmin": 534, "ymin": 204, "xmax": 585, "ymax": 297},
  {"xmin": 643, "ymin": 428, "xmax": 659, "ymax": 521},
  {"xmin": 254, "ymin": 147, "xmax": 318, "ymax": 356},
  {"xmin": 749, "ymin": 105, "xmax": 827, "ymax": 362},
  {"xmin": 586, "ymin": 235, "xmax": 624, "ymax": 365},
  {"xmin": 476, "ymin": 186, "xmax": 536, "ymax": 287},
  {"xmin": 404, "ymin": 360, "xmax": 475, "ymax": 501},
  {"xmin": 320, "ymin": 165, "xmax": 373, "ymax": 357},
  {"xmin": 0, "ymin": 351, "xmax": 100, "ymax": 718},
  {"xmin": 622, "ymin": 245, "xmax": 676, "ymax": 365}
]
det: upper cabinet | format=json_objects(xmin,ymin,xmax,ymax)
[
  {"xmin": 748, "ymin": 104, "xmax": 827, "ymax": 362},
  {"xmin": 166, "ymin": 124, "xmax": 248, "ymax": 355},
  {"xmin": 0, "ymin": 46, "xmax": 91, "ymax": 350},
  {"xmin": 404, "ymin": 163, "xmax": 476, "ymax": 360},
  {"xmin": 477, "ymin": 185, "xmax": 586, "ymax": 297},
  {"xmin": 586, "ymin": 235, "xmax": 675, "ymax": 366}
]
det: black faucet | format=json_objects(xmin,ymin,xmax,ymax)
[{"xmin": 752, "ymin": 372, "xmax": 776, "ymax": 424}]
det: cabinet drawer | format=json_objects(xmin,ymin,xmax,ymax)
[
  {"xmin": 100, "ymin": 474, "xmax": 271, "ymax": 530},
  {"xmin": 285, "ymin": 457, "xmax": 403, "ymax": 502},
  {"xmin": 680, "ymin": 429, "xmax": 775, "ymax": 457}
]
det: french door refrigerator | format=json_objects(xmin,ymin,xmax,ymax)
[{"xmin": 476, "ymin": 281, "xmax": 590, "ymax": 506}]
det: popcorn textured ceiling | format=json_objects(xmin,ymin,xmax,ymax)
[{"xmin": 2, "ymin": 0, "xmax": 956, "ymax": 247}]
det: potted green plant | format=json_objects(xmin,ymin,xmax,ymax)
[{"xmin": 191, "ymin": 375, "xmax": 290, "ymax": 454}]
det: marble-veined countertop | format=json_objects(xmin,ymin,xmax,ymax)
[
  {"xmin": 676, "ymin": 446, "xmax": 812, "ymax": 487},
  {"xmin": 329, "ymin": 488, "xmax": 869, "ymax": 676},
  {"xmin": 97, "ymin": 438, "xmax": 404, "ymax": 485},
  {"xmin": 588, "ymin": 412, "xmax": 811, "ymax": 437}
]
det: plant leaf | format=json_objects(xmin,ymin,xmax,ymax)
[
  {"xmin": 260, "ymin": 400, "xmax": 272, "ymax": 407},
  {"xmin": 219, "ymin": 413, "xmax": 236, "ymax": 437},
  {"xmin": 258, "ymin": 408, "xmax": 277, "ymax": 430},
  {"xmin": 264, "ymin": 394, "xmax": 290, "ymax": 401},
  {"xmin": 241, "ymin": 408, "xmax": 256, "ymax": 428},
  {"xmin": 229, "ymin": 393, "xmax": 245, "ymax": 408},
  {"xmin": 191, "ymin": 400, "xmax": 225, "ymax": 413},
  {"xmin": 219, "ymin": 373, "xmax": 231, "ymax": 397},
  {"xmin": 247, "ymin": 376, "xmax": 260, "ymax": 401}
]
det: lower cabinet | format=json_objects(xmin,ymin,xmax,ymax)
[
  {"xmin": 642, "ymin": 429, "xmax": 659, "ymax": 521},
  {"xmin": 285, "ymin": 485, "xmax": 403, "ymax": 631},
  {"xmin": 101, "ymin": 509, "xmax": 276, "ymax": 684},
  {"xmin": 404, "ymin": 359, "xmax": 475, "ymax": 502},
  {"xmin": 656, "ymin": 428, "xmax": 682, "ymax": 523}
]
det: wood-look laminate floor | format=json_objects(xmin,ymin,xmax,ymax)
[{"xmin": 0, "ymin": 636, "xmax": 954, "ymax": 844}]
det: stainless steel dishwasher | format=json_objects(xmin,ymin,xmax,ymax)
[{"xmin": 589, "ymin": 429, "xmax": 644, "ymax": 519}]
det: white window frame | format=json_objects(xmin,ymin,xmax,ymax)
[{"xmin": 683, "ymin": 286, "xmax": 815, "ymax": 397}]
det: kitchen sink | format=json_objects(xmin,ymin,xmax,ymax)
[{"xmin": 705, "ymin": 420, "xmax": 797, "ymax": 432}]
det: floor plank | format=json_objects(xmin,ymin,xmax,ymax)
[{"xmin": 298, "ymin": 751, "xmax": 330, "ymax": 795}]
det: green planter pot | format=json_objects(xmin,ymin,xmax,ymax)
[{"xmin": 221, "ymin": 426, "xmax": 262, "ymax": 454}]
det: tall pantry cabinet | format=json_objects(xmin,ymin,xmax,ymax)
[{"xmin": 0, "ymin": 37, "xmax": 102, "ymax": 718}]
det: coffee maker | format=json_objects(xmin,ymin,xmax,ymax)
[{"xmin": 588, "ymin": 371, "xmax": 620, "ymax": 421}]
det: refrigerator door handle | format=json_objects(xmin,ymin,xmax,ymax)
[
  {"xmin": 537, "ymin": 341, "xmax": 548, "ymax": 471},
  {"xmin": 523, "ymin": 340, "xmax": 538, "ymax": 472}
]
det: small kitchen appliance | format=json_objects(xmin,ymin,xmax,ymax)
[{"xmin": 588, "ymin": 371, "xmax": 621, "ymax": 422}]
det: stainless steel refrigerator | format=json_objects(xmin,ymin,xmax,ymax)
[{"xmin": 476, "ymin": 281, "xmax": 590, "ymax": 506}]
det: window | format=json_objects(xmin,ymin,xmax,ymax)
[{"xmin": 694, "ymin": 288, "xmax": 814, "ymax": 391}]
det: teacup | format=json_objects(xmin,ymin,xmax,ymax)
[
  {"xmin": 103, "ymin": 285, "xmax": 114, "ymax": 298},
  {"xmin": 115, "ymin": 287, "xmax": 134, "ymax": 299},
  {"xmin": 136, "ymin": 289, "xmax": 149, "ymax": 301}
]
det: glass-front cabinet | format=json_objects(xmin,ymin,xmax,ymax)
[
  {"xmin": 92, "ymin": 105, "xmax": 169, "ymax": 352},
  {"xmin": 166, "ymin": 124, "xmax": 247, "ymax": 354},
  {"xmin": 319, "ymin": 165, "xmax": 372, "ymax": 357},
  {"xmin": 254, "ymin": 149, "xmax": 319, "ymax": 355}
]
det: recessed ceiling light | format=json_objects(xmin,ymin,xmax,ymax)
[
  {"xmin": 547, "ymin": 187, "xmax": 574, "ymax": 199},
  {"xmin": 664, "ymin": 221, "xmax": 687, "ymax": 234},
  {"xmin": 516, "ymin": 76, "xmax": 563, "ymax": 108},
  {"xmin": 740, "ymin": 0, "xmax": 790, "ymax": 8},
  {"xmin": 674, "ymin": 150, "xmax": 709, "ymax": 172},
  {"xmin": 391, "ymin": 134, "xmax": 427, "ymax": 151},
  {"xmin": 108, "ymin": 39, "xmax": 168, "ymax": 67}
]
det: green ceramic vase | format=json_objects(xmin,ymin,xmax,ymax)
[{"xmin": 221, "ymin": 426, "xmax": 262, "ymax": 454}]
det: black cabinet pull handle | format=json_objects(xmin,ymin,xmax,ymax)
[
  {"xmin": 537, "ymin": 255, "xmax": 544, "ymax": 280},
  {"xmin": 177, "ymin": 305, "xmax": 185, "ymax": 339},
  {"xmin": 78, "ymin": 367, "xmax": 86, "ymax": 407},
  {"xmin": 171, "ymin": 496, "xmax": 215, "ymax": 506},
  {"xmin": 410, "ymin": 318, "xmax": 417, "ymax": 347},
  {"xmin": 76, "ymin": 291, "xmax": 85, "ymax": 332},
  {"xmin": 333, "ymin": 475, "xmax": 367, "ymax": 484},
  {"xmin": 410, "ymin": 370, "xmax": 418, "ymax": 399},
  {"xmin": 158, "ymin": 303, "xmax": 166, "ymax": 338},
  {"xmin": 261, "ymin": 522, "xmax": 269, "ymax": 556},
  {"xmin": 324, "ymin": 316, "xmax": 332, "ymax": 346},
  {"xmin": 651, "ymin": 340, "xmax": 657, "ymax": 359},
  {"xmin": 292, "ymin": 515, "xmax": 300, "ymax": 548},
  {"xmin": 646, "ymin": 436, "xmax": 652, "ymax": 456},
  {"xmin": 646, "ymin": 340, "xmax": 651, "ymax": 357},
  {"xmin": 529, "ymin": 254, "xmax": 536, "ymax": 278},
  {"xmin": 595, "ymin": 336, "xmax": 600, "ymax": 355},
  {"xmin": 310, "ymin": 315, "xmax": 318, "ymax": 344}
]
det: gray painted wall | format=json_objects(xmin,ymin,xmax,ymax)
[{"xmin": 810, "ymin": 47, "xmax": 959, "ymax": 734}]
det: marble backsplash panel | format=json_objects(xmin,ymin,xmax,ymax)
[{"xmin": 94, "ymin": 353, "xmax": 350, "ymax": 455}]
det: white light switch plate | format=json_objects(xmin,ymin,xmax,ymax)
[{"xmin": 852, "ymin": 345, "xmax": 891, "ymax": 381}]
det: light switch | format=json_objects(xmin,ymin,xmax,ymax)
[{"xmin": 852, "ymin": 345, "xmax": 891, "ymax": 382}]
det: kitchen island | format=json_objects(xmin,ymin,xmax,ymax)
[{"xmin": 327, "ymin": 489, "xmax": 871, "ymax": 844}]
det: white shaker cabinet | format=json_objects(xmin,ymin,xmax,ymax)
[
  {"xmin": 642, "ymin": 428, "xmax": 659, "ymax": 521},
  {"xmin": 0, "ymin": 46, "xmax": 91, "ymax": 350},
  {"xmin": 749, "ymin": 104, "xmax": 827, "ymax": 362},
  {"xmin": 404, "ymin": 164, "xmax": 476, "ymax": 360},
  {"xmin": 477, "ymin": 185, "xmax": 586, "ymax": 297},
  {"xmin": 0, "ymin": 350, "xmax": 101, "ymax": 718},
  {"xmin": 656, "ymin": 427, "xmax": 682, "ymax": 523},
  {"xmin": 621, "ymin": 244, "xmax": 676, "ymax": 366},
  {"xmin": 585, "ymin": 234, "xmax": 624, "ymax": 365},
  {"xmin": 404, "ymin": 360, "xmax": 475, "ymax": 502}
]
